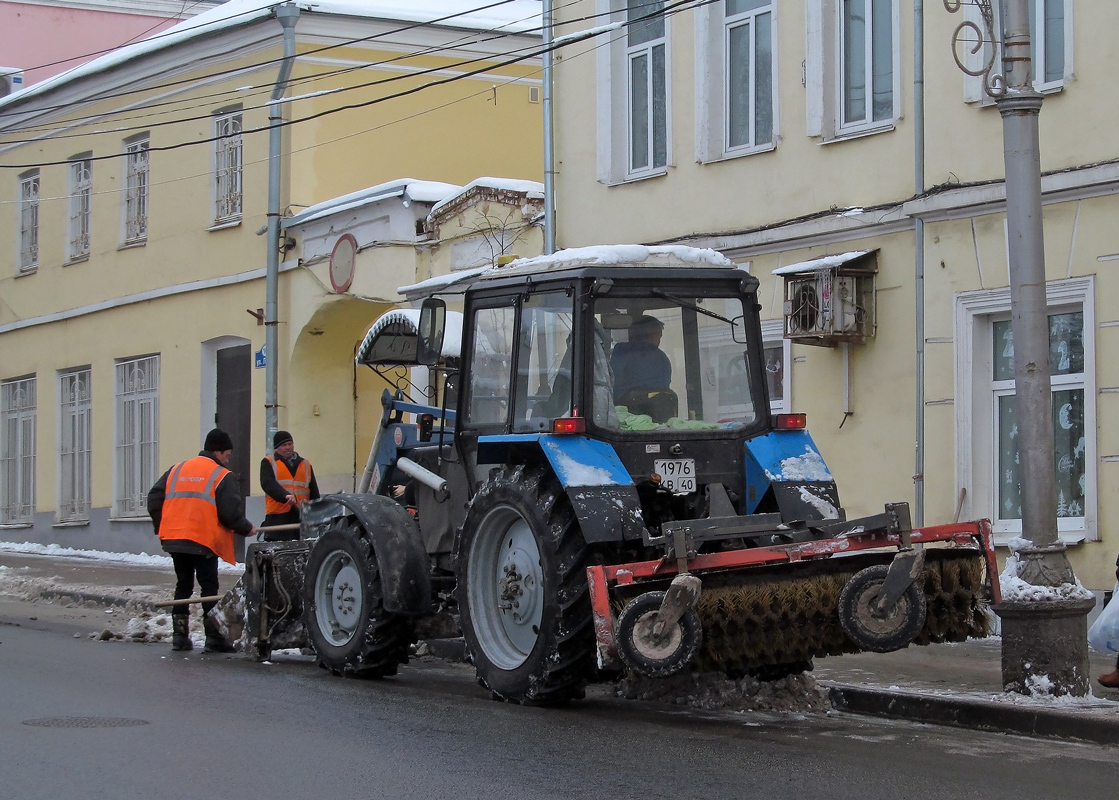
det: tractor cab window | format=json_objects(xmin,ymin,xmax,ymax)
[
  {"xmin": 593, "ymin": 293, "xmax": 757, "ymax": 432},
  {"xmin": 514, "ymin": 291, "xmax": 575, "ymax": 431},
  {"xmin": 465, "ymin": 305, "xmax": 516, "ymax": 427}
]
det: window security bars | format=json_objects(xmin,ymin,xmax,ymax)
[{"xmin": 1, "ymin": 377, "xmax": 36, "ymax": 524}]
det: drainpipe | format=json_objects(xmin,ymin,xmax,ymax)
[
  {"xmin": 913, "ymin": 0, "xmax": 925, "ymax": 527},
  {"xmin": 265, "ymin": 3, "xmax": 299, "ymax": 455},
  {"xmin": 542, "ymin": 0, "xmax": 556, "ymax": 254}
]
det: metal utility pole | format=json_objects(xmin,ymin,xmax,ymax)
[
  {"xmin": 542, "ymin": 0, "xmax": 556, "ymax": 254},
  {"xmin": 947, "ymin": 0, "xmax": 1092, "ymax": 695},
  {"xmin": 265, "ymin": 4, "xmax": 299, "ymax": 455},
  {"xmin": 913, "ymin": 0, "xmax": 925, "ymax": 528}
]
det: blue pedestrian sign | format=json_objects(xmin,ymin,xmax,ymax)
[{"xmin": 254, "ymin": 345, "xmax": 266, "ymax": 369}]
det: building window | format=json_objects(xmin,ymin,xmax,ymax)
[
  {"xmin": 68, "ymin": 156, "xmax": 92, "ymax": 262},
  {"xmin": 123, "ymin": 136, "xmax": 149, "ymax": 245},
  {"xmin": 596, "ymin": 0, "xmax": 671, "ymax": 184},
  {"xmin": 962, "ymin": 0, "xmax": 1073, "ymax": 101},
  {"xmin": 696, "ymin": 1, "xmax": 777, "ymax": 162},
  {"xmin": 760, "ymin": 319, "xmax": 790, "ymax": 414},
  {"xmin": 805, "ymin": 0, "xmax": 899, "ymax": 140},
  {"xmin": 58, "ymin": 369, "xmax": 91, "ymax": 523},
  {"xmin": 955, "ymin": 278, "xmax": 1095, "ymax": 545},
  {"xmin": 18, "ymin": 169, "xmax": 39, "ymax": 272},
  {"xmin": 627, "ymin": 0, "xmax": 667, "ymax": 174},
  {"xmin": 213, "ymin": 109, "xmax": 242, "ymax": 223},
  {"xmin": 840, "ymin": 0, "xmax": 894, "ymax": 128},
  {"xmin": 114, "ymin": 355, "xmax": 159, "ymax": 517},
  {"xmin": 725, "ymin": 1, "xmax": 773, "ymax": 151},
  {"xmin": 1, "ymin": 376, "xmax": 36, "ymax": 524}
]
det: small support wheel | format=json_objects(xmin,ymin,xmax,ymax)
[
  {"xmin": 838, "ymin": 564, "xmax": 927, "ymax": 653},
  {"xmin": 616, "ymin": 591, "xmax": 703, "ymax": 678}
]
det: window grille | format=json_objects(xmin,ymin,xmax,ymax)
[
  {"xmin": 59, "ymin": 370, "xmax": 92, "ymax": 522},
  {"xmin": 69, "ymin": 158, "xmax": 92, "ymax": 261},
  {"xmin": 214, "ymin": 111, "xmax": 243, "ymax": 222},
  {"xmin": 124, "ymin": 138, "xmax": 149, "ymax": 244},
  {"xmin": 1, "ymin": 377, "xmax": 37, "ymax": 524},
  {"xmin": 115, "ymin": 356, "xmax": 159, "ymax": 516},
  {"xmin": 18, "ymin": 171, "xmax": 39, "ymax": 271}
]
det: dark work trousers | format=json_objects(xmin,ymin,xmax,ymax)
[{"xmin": 170, "ymin": 552, "xmax": 219, "ymax": 620}]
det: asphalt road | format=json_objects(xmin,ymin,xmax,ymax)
[{"xmin": 1, "ymin": 610, "xmax": 1114, "ymax": 800}]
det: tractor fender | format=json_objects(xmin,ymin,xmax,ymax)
[
  {"xmin": 477, "ymin": 434, "xmax": 645, "ymax": 543},
  {"xmin": 744, "ymin": 430, "xmax": 843, "ymax": 520},
  {"xmin": 538, "ymin": 435, "xmax": 645, "ymax": 543},
  {"xmin": 302, "ymin": 493, "xmax": 432, "ymax": 615}
]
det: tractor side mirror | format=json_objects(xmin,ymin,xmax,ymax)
[{"xmin": 417, "ymin": 298, "xmax": 446, "ymax": 366}]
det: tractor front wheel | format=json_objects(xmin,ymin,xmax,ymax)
[
  {"xmin": 456, "ymin": 464, "xmax": 594, "ymax": 704},
  {"xmin": 303, "ymin": 521, "xmax": 412, "ymax": 677}
]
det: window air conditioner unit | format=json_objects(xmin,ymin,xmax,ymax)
[
  {"xmin": 776, "ymin": 250, "xmax": 877, "ymax": 347},
  {"xmin": 0, "ymin": 68, "xmax": 24, "ymax": 97}
]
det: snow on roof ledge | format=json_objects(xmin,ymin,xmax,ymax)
[
  {"xmin": 771, "ymin": 250, "xmax": 876, "ymax": 276},
  {"xmin": 0, "ymin": 0, "xmax": 543, "ymax": 110},
  {"xmin": 428, "ymin": 177, "xmax": 545, "ymax": 220},
  {"xmin": 284, "ymin": 178, "xmax": 460, "ymax": 228}
]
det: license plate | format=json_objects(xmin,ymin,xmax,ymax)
[{"xmin": 654, "ymin": 458, "xmax": 696, "ymax": 494}]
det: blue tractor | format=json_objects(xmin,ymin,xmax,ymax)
[{"xmin": 234, "ymin": 246, "xmax": 997, "ymax": 704}]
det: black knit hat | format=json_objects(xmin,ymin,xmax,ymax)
[
  {"xmin": 273, "ymin": 430, "xmax": 293, "ymax": 448},
  {"xmin": 204, "ymin": 428, "xmax": 234, "ymax": 452}
]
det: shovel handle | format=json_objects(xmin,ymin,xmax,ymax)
[
  {"xmin": 154, "ymin": 595, "xmax": 225, "ymax": 609},
  {"xmin": 256, "ymin": 523, "xmax": 300, "ymax": 532}
]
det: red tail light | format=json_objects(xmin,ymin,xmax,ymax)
[
  {"xmin": 552, "ymin": 417, "xmax": 586, "ymax": 434},
  {"xmin": 774, "ymin": 413, "xmax": 807, "ymax": 431}
]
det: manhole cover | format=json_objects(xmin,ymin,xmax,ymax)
[{"xmin": 22, "ymin": 717, "xmax": 150, "ymax": 728}]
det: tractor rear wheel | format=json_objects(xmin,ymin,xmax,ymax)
[
  {"xmin": 838, "ymin": 564, "xmax": 926, "ymax": 653},
  {"xmin": 303, "ymin": 521, "xmax": 413, "ymax": 677},
  {"xmin": 456, "ymin": 464, "xmax": 594, "ymax": 704}
]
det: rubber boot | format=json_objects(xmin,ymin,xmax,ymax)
[
  {"xmin": 203, "ymin": 617, "xmax": 235, "ymax": 654},
  {"xmin": 171, "ymin": 616, "xmax": 193, "ymax": 652}
]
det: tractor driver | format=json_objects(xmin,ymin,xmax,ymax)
[{"xmin": 611, "ymin": 315, "xmax": 671, "ymax": 402}]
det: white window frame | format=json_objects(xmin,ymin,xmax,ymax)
[
  {"xmin": 1, "ymin": 376, "xmax": 37, "ymax": 525},
  {"xmin": 18, "ymin": 169, "xmax": 39, "ymax": 273},
  {"xmin": 695, "ymin": 1, "xmax": 778, "ymax": 163},
  {"xmin": 122, "ymin": 135, "xmax": 149, "ymax": 246},
  {"xmin": 760, "ymin": 319, "xmax": 791, "ymax": 414},
  {"xmin": 805, "ymin": 0, "xmax": 901, "ymax": 142},
  {"xmin": 58, "ymin": 368, "xmax": 92, "ymax": 524},
  {"xmin": 962, "ymin": 0, "xmax": 1074, "ymax": 103},
  {"xmin": 596, "ymin": 0, "xmax": 672, "ymax": 185},
  {"xmin": 68, "ymin": 155, "xmax": 92, "ymax": 262},
  {"xmin": 113, "ymin": 355, "xmax": 159, "ymax": 518},
  {"xmin": 954, "ymin": 277, "xmax": 1095, "ymax": 546},
  {"xmin": 213, "ymin": 108, "xmax": 243, "ymax": 225}
]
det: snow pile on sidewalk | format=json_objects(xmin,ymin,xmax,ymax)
[
  {"xmin": 616, "ymin": 670, "xmax": 830, "ymax": 713},
  {"xmin": 0, "ymin": 541, "xmax": 242, "ymax": 573}
]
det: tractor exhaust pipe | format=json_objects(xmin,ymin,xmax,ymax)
[{"xmin": 395, "ymin": 457, "xmax": 448, "ymax": 500}]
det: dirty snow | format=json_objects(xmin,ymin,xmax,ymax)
[
  {"xmin": 796, "ymin": 486, "xmax": 839, "ymax": 519},
  {"xmin": 999, "ymin": 539, "xmax": 1095, "ymax": 602},
  {"xmin": 427, "ymin": 176, "xmax": 544, "ymax": 219},
  {"xmin": 766, "ymin": 446, "xmax": 832, "ymax": 482},
  {"xmin": 618, "ymin": 670, "xmax": 830, "ymax": 714}
]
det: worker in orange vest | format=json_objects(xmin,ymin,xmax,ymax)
[
  {"xmin": 147, "ymin": 428, "xmax": 255, "ymax": 652},
  {"xmin": 259, "ymin": 430, "xmax": 319, "ymax": 541}
]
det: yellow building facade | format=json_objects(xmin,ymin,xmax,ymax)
[
  {"xmin": 551, "ymin": 0, "xmax": 1118, "ymax": 589},
  {"xmin": 0, "ymin": 0, "xmax": 543, "ymax": 553}
]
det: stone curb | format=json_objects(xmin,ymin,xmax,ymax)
[
  {"xmin": 826, "ymin": 683, "xmax": 1119, "ymax": 746},
  {"xmin": 33, "ymin": 587, "xmax": 160, "ymax": 612}
]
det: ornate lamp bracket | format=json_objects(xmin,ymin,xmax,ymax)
[{"xmin": 945, "ymin": 0, "xmax": 1005, "ymax": 98}]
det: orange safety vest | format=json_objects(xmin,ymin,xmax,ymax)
[
  {"xmin": 265, "ymin": 455, "xmax": 312, "ymax": 515},
  {"xmin": 158, "ymin": 456, "xmax": 236, "ymax": 565}
]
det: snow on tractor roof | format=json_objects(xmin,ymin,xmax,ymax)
[{"xmin": 398, "ymin": 245, "xmax": 736, "ymax": 299}]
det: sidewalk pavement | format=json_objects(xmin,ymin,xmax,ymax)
[{"xmin": 2, "ymin": 549, "xmax": 1117, "ymax": 746}]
